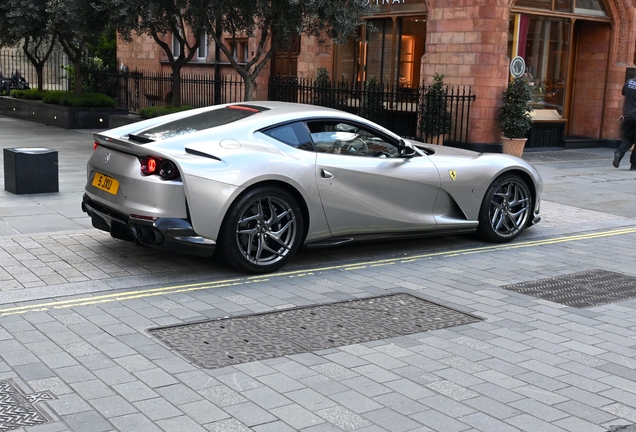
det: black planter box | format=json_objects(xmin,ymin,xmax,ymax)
[
  {"xmin": 3, "ymin": 147, "xmax": 59, "ymax": 194},
  {"xmin": 0, "ymin": 97, "xmax": 128, "ymax": 129}
]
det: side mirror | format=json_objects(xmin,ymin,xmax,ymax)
[{"xmin": 398, "ymin": 139, "xmax": 417, "ymax": 158}]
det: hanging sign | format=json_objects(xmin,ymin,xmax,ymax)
[{"xmin": 510, "ymin": 56, "xmax": 526, "ymax": 78}]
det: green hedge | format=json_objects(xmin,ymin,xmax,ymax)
[
  {"xmin": 9, "ymin": 89, "xmax": 117, "ymax": 108},
  {"xmin": 42, "ymin": 91, "xmax": 116, "ymax": 108},
  {"xmin": 138, "ymin": 105, "xmax": 193, "ymax": 119},
  {"xmin": 10, "ymin": 89, "xmax": 47, "ymax": 100}
]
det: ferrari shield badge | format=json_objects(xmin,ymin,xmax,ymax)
[{"xmin": 449, "ymin": 170, "xmax": 457, "ymax": 180}]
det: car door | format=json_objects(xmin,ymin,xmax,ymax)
[{"xmin": 309, "ymin": 119, "xmax": 442, "ymax": 237}]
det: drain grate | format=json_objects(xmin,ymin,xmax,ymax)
[
  {"xmin": 149, "ymin": 293, "xmax": 481, "ymax": 369},
  {"xmin": 502, "ymin": 269, "xmax": 636, "ymax": 308},
  {"xmin": 0, "ymin": 381, "xmax": 53, "ymax": 431}
]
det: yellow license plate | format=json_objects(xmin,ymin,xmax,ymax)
[{"xmin": 92, "ymin": 172, "xmax": 120, "ymax": 195}]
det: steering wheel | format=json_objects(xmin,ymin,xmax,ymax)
[{"xmin": 342, "ymin": 137, "xmax": 368, "ymax": 156}]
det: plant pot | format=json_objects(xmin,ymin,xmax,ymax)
[{"xmin": 501, "ymin": 136, "xmax": 527, "ymax": 157}]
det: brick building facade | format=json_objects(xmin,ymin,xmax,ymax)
[{"xmin": 117, "ymin": 0, "xmax": 634, "ymax": 148}]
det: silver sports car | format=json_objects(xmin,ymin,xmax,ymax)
[{"xmin": 83, "ymin": 101, "xmax": 542, "ymax": 273}]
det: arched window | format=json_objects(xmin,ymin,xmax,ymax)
[{"xmin": 514, "ymin": 0, "xmax": 607, "ymax": 17}]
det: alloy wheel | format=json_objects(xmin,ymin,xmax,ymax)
[
  {"xmin": 487, "ymin": 178, "xmax": 531, "ymax": 238},
  {"xmin": 235, "ymin": 195, "xmax": 298, "ymax": 267}
]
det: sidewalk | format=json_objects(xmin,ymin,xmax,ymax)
[{"xmin": 1, "ymin": 114, "xmax": 636, "ymax": 431}]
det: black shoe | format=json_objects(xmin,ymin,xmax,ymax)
[{"xmin": 613, "ymin": 153, "xmax": 622, "ymax": 168}]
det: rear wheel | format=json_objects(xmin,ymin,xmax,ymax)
[
  {"xmin": 218, "ymin": 186, "xmax": 303, "ymax": 273},
  {"xmin": 476, "ymin": 174, "xmax": 532, "ymax": 242}
]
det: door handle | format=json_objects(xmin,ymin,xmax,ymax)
[{"xmin": 321, "ymin": 169, "xmax": 333, "ymax": 179}]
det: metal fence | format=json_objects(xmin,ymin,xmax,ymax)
[
  {"xmin": 84, "ymin": 69, "xmax": 245, "ymax": 112},
  {"xmin": 0, "ymin": 48, "xmax": 70, "ymax": 91},
  {"xmin": 0, "ymin": 48, "xmax": 475, "ymax": 143},
  {"xmin": 268, "ymin": 76, "xmax": 475, "ymax": 144}
]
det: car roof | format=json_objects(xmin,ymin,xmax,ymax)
[
  {"xmin": 216, "ymin": 101, "xmax": 391, "ymax": 133},
  {"xmin": 226, "ymin": 101, "xmax": 351, "ymax": 122}
]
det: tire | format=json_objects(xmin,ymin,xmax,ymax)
[
  {"xmin": 218, "ymin": 186, "xmax": 304, "ymax": 274},
  {"xmin": 476, "ymin": 174, "xmax": 532, "ymax": 243}
]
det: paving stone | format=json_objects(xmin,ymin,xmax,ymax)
[
  {"xmin": 316, "ymin": 405, "xmax": 373, "ymax": 431},
  {"xmin": 426, "ymin": 380, "xmax": 478, "ymax": 401},
  {"xmin": 373, "ymin": 392, "xmax": 428, "ymax": 415},
  {"xmin": 156, "ymin": 415, "xmax": 208, "ymax": 432},
  {"xmin": 204, "ymin": 418, "xmax": 252, "ymax": 432},
  {"xmin": 62, "ymin": 410, "xmax": 113, "ymax": 432},
  {"xmin": 178, "ymin": 399, "xmax": 230, "ymax": 424},
  {"xmin": 109, "ymin": 413, "xmax": 162, "ymax": 432},
  {"xmin": 132, "ymin": 397, "xmax": 183, "ymax": 421},
  {"xmin": 330, "ymin": 390, "xmax": 383, "ymax": 413},
  {"xmin": 47, "ymin": 393, "xmax": 93, "ymax": 416},
  {"xmin": 269, "ymin": 403, "xmax": 325, "ymax": 430},
  {"xmin": 199, "ymin": 385, "xmax": 248, "ymax": 407},
  {"xmin": 509, "ymin": 398, "xmax": 569, "ymax": 422},
  {"xmin": 89, "ymin": 395, "xmax": 138, "ymax": 417},
  {"xmin": 70, "ymin": 379, "xmax": 116, "ymax": 400}
]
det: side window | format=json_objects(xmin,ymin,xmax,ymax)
[
  {"xmin": 307, "ymin": 120, "xmax": 399, "ymax": 157},
  {"xmin": 262, "ymin": 122, "xmax": 314, "ymax": 151}
]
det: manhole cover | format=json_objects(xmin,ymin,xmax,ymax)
[
  {"xmin": 0, "ymin": 381, "xmax": 53, "ymax": 431},
  {"xmin": 149, "ymin": 293, "xmax": 481, "ymax": 369},
  {"xmin": 502, "ymin": 269, "xmax": 636, "ymax": 308}
]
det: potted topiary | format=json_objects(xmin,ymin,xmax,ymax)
[
  {"xmin": 358, "ymin": 75, "xmax": 385, "ymax": 124},
  {"xmin": 498, "ymin": 76, "xmax": 533, "ymax": 157},
  {"xmin": 418, "ymin": 73, "xmax": 452, "ymax": 145}
]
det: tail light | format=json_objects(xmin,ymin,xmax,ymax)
[
  {"xmin": 94, "ymin": 140, "xmax": 99, "ymax": 151},
  {"xmin": 139, "ymin": 156, "xmax": 180, "ymax": 180}
]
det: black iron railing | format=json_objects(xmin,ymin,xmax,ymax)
[
  {"xmin": 85, "ymin": 69, "xmax": 245, "ymax": 112},
  {"xmin": 268, "ymin": 76, "xmax": 475, "ymax": 144},
  {"xmin": 2, "ymin": 47, "xmax": 475, "ymax": 142},
  {"xmin": 0, "ymin": 49, "xmax": 70, "ymax": 91}
]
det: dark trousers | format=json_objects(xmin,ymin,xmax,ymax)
[{"xmin": 617, "ymin": 117, "xmax": 636, "ymax": 167}]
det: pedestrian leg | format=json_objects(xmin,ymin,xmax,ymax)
[{"xmin": 615, "ymin": 118, "xmax": 636, "ymax": 168}]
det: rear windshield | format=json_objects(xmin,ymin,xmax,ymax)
[{"xmin": 129, "ymin": 105, "xmax": 267, "ymax": 143}]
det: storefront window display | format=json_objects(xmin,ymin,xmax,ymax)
[
  {"xmin": 508, "ymin": 14, "xmax": 570, "ymax": 115},
  {"xmin": 334, "ymin": 16, "xmax": 426, "ymax": 89}
]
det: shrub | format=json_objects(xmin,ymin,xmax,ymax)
[
  {"xmin": 419, "ymin": 73, "xmax": 452, "ymax": 138},
  {"xmin": 10, "ymin": 89, "xmax": 47, "ymax": 100},
  {"xmin": 42, "ymin": 91, "xmax": 116, "ymax": 108},
  {"xmin": 498, "ymin": 77, "xmax": 533, "ymax": 138},
  {"xmin": 137, "ymin": 105, "xmax": 194, "ymax": 119},
  {"xmin": 358, "ymin": 75, "xmax": 385, "ymax": 124}
]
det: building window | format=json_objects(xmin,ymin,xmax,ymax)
[
  {"xmin": 336, "ymin": 16, "xmax": 425, "ymax": 88},
  {"xmin": 508, "ymin": 14, "xmax": 570, "ymax": 115},
  {"xmin": 398, "ymin": 17, "xmax": 426, "ymax": 88},
  {"xmin": 230, "ymin": 39, "xmax": 248, "ymax": 63},
  {"xmin": 172, "ymin": 31, "xmax": 182, "ymax": 58},
  {"xmin": 198, "ymin": 33, "xmax": 208, "ymax": 60},
  {"xmin": 515, "ymin": 0, "xmax": 607, "ymax": 17},
  {"xmin": 365, "ymin": 18, "xmax": 395, "ymax": 84}
]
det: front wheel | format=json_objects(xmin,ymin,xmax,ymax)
[
  {"xmin": 218, "ymin": 186, "xmax": 304, "ymax": 274},
  {"xmin": 476, "ymin": 174, "xmax": 532, "ymax": 242}
]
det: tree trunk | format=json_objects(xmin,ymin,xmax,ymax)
[
  {"xmin": 36, "ymin": 66, "xmax": 44, "ymax": 92},
  {"xmin": 171, "ymin": 64, "xmax": 183, "ymax": 107},
  {"xmin": 243, "ymin": 76, "xmax": 255, "ymax": 102},
  {"xmin": 74, "ymin": 56, "xmax": 83, "ymax": 94}
]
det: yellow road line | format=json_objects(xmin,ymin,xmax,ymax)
[{"xmin": 2, "ymin": 227, "xmax": 636, "ymax": 317}]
